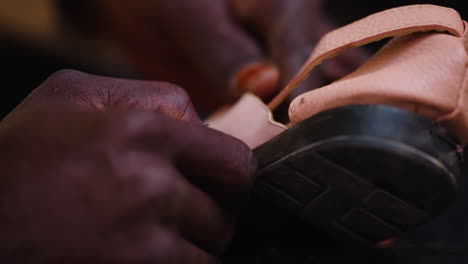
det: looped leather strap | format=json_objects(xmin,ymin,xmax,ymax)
[{"xmin": 268, "ymin": 4, "xmax": 465, "ymax": 110}]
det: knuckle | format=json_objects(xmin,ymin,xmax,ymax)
[
  {"xmin": 35, "ymin": 69, "xmax": 92, "ymax": 100},
  {"xmin": 156, "ymin": 82, "xmax": 195, "ymax": 120},
  {"xmin": 118, "ymin": 110, "xmax": 169, "ymax": 138},
  {"xmin": 150, "ymin": 166, "xmax": 179, "ymax": 199},
  {"xmin": 166, "ymin": 83, "xmax": 189, "ymax": 99},
  {"xmin": 44, "ymin": 69, "xmax": 88, "ymax": 87},
  {"xmin": 158, "ymin": 82, "xmax": 190, "ymax": 101},
  {"xmin": 175, "ymin": 87, "xmax": 191, "ymax": 103}
]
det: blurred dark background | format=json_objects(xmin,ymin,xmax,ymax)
[{"xmin": 0, "ymin": 0, "xmax": 137, "ymax": 119}]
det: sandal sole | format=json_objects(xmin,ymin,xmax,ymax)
[{"xmin": 252, "ymin": 104, "xmax": 461, "ymax": 246}]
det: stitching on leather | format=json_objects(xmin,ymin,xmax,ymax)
[
  {"xmin": 321, "ymin": 22, "xmax": 460, "ymax": 53},
  {"xmin": 301, "ymin": 7, "xmax": 464, "ymax": 91},
  {"xmin": 350, "ymin": 5, "xmax": 458, "ymax": 25},
  {"xmin": 463, "ymin": 23, "xmax": 468, "ymax": 51},
  {"xmin": 318, "ymin": 22, "xmax": 460, "ymax": 56},
  {"xmin": 339, "ymin": 5, "xmax": 460, "ymax": 35},
  {"xmin": 288, "ymin": 97, "xmax": 297, "ymax": 123},
  {"xmin": 292, "ymin": 98, "xmax": 299, "ymax": 122},
  {"xmin": 289, "ymin": 96, "xmax": 302, "ymax": 123},
  {"xmin": 437, "ymin": 65, "xmax": 468, "ymax": 123},
  {"xmin": 315, "ymin": 6, "xmax": 462, "ymax": 56}
]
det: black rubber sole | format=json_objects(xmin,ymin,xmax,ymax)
[{"xmin": 250, "ymin": 104, "xmax": 461, "ymax": 246}]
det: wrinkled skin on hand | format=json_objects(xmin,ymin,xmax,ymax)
[
  {"xmin": 99, "ymin": 0, "xmax": 368, "ymax": 112},
  {"xmin": 0, "ymin": 70, "xmax": 256, "ymax": 263}
]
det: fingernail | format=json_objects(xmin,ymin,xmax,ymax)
[
  {"xmin": 233, "ymin": 62, "xmax": 279, "ymax": 99},
  {"xmin": 376, "ymin": 237, "xmax": 398, "ymax": 248}
]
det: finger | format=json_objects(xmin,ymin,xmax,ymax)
[
  {"xmin": 145, "ymin": 0, "xmax": 279, "ymax": 99},
  {"xmin": 231, "ymin": 0, "xmax": 327, "ymax": 95},
  {"xmin": 268, "ymin": 1, "xmax": 329, "ymax": 85},
  {"xmin": 173, "ymin": 175, "xmax": 235, "ymax": 255},
  {"xmin": 232, "ymin": 0, "xmax": 368, "ymax": 95},
  {"xmin": 17, "ymin": 70, "xmax": 201, "ymax": 123},
  {"xmin": 173, "ymin": 123, "xmax": 256, "ymax": 213},
  {"xmin": 173, "ymin": 235, "xmax": 220, "ymax": 264},
  {"xmin": 139, "ymin": 159, "xmax": 235, "ymax": 254},
  {"xmin": 134, "ymin": 113, "xmax": 256, "ymax": 213},
  {"xmin": 100, "ymin": 227, "xmax": 219, "ymax": 264}
]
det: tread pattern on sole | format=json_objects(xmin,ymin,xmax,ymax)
[
  {"xmin": 255, "ymin": 149, "xmax": 436, "ymax": 245},
  {"xmin": 251, "ymin": 105, "xmax": 458, "ymax": 247}
]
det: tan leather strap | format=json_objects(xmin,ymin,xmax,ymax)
[{"xmin": 268, "ymin": 4, "xmax": 465, "ymax": 110}]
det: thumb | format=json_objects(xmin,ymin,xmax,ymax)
[
  {"xmin": 232, "ymin": 0, "xmax": 325, "ymax": 79},
  {"xmin": 148, "ymin": 0, "xmax": 279, "ymax": 100},
  {"xmin": 231, "ymin": 0, "xmax": 368, "ymax": 99}
]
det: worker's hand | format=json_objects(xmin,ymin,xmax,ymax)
[
  {"xmin": 0, "ymin": 70, "xmax": 256, "ymax": 263},
  {"xmin": 99, "ymin": 0, "xmax": 368, "ymax": 112},
  {"xmin": 6, "ymin": 69, "xmax": 200, "ymax": 123}
]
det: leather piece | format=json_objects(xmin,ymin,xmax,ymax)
[
  {"xmin": 438, "ymin": 22, "xmax": 468, "ymax": 144},
  {"xmin": 206, "ymin": 93, "xmax": 286, "ymax": 148},
  {"xmin": 207, "ymin": 4, "xmax": 468, "ymax": 146},
  {"xmin": 289, "ymin": 31, "xmax": 468, "ymax": 143},
  {"xmin": 269, "ymin": 5, "xmax": 465, "ymax": 109}
]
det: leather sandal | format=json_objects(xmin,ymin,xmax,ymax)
[{"xmin": 207, "ymin": 4, "xmax": 467, "ymax": 246}]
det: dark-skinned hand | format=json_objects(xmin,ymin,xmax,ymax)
[
  {"xmin": 99, "ymin": 0, "xmax": 368, "ymax": 112},
  {"xmin": 0, "ymin": 70, "xmax": 256, "ymax": 263}
]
